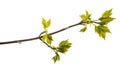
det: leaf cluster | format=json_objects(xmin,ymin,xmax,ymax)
[
  {"xmin": 80, "ymin": 10, "xmax": 91, "ymax": 23},
  {"xmin": 40, "ymin": 9, "xmax": 115, "ymax": 63},
  {"xmin": 52, "ymin": 52, "xmax": 60, "ymax": 63},
  {"xmin": 94, "ymin": 9, "xmax": 115, "ymax": 39},
  {"xmin": 52, "ymin": 40, "xmax": 72, "ymax": 63},
  {"xmin": 79, "ymin": 10, "xmax": 91, "ymax": 33},
  {"xmin": 41, "ymin": 18, "xmax": 72, "ymax": 63},
  {"xmin": 41, "ymin": 18, "xmax": 53, "ymax": 45},
  {"xmin": 42, "ymin": 34, "xmax": 53, "ymax": 45},
  {"xmin": 80, "ymin": 9, "xmax": 115, "ymax": 39},
  {"xmin": 57, "ymin": 40, "xmax": 72, "ymax": 53}
]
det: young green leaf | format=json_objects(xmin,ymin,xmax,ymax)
[
  {"xmin": 101, "ymin": 9, "xmax": 112, "ymax": 18},
  {"xmin": 86, "ymin": 10, "xmax": 91, "ymax": 19},
  {"xmin": 52, "ymin": 52, "xmax": 60, "ymax": 63},
  {"xmin": 80, "ymin": 26, "xmax": 87, "ymax": 32},
  {"xmin": 41, "ymin": 34, "xmax": 47, "ymax": 42},
  {"xmin": 95, "ymin": 25, "xmax": 111, "ymax": 39},
  {"xmin": 46, "ymin": 34, "xmax": 53, "ymax": 45},
  {"xmin": 80, "ymin": 14, "xmax": 86, "ymax": 21},
  {"xmin": 42, "ymin": 18, "xmax": 51, "ymax": 29},
  {"xmin": 57, "ymin": 40, "xmax": 72, "ymax": 53},
  {"xmin": 42, "ymin": 18, "xmax": 47, "ymax": 29},
  {"xmin": 46, "ymin": 19, "xmax": 51, "ymax": 28},
  {"xmin": 41, "ymin": 34, "xmax": 53, "ymax": 45},
  {"xmin": 99, "ymin": 17, "xmax": 115, "ymax": 25},
  {"xmin": 80, "ymin": 10, "xmax": 91, "ymax": 22},
  {"xmin": 98, "ymin": 9, "xmax": 115, "ymax": 25}
]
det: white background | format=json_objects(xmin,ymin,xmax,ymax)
[{"xmin": 0, "ymin": 0, "xmax": 120, "ymax": 70}]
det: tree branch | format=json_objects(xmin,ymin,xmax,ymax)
[
  {"xmin": 0, "ymin": 37, "xmax": 40, "ymax": 45},
  {"xmin": 49, "ymin": 21, "xmax": 84, "ymax": 35},
  {"xmin": 0, "ymin": 21, "xmax": 84, "ymax": 45}
]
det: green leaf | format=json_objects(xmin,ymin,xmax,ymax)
[
  {"xmin": 46, "ymin": 34, "xmax": 53, "ymax": 45},
  {"xmin": 42, "ymin": 18, "xmax": 47, "ymax": 29},
  {"xmin": 52, "ymin": 52, "xmax": 60, "ymax": 63},
  {"xmin": 101, "ymin": 9, "xmax": 112, "ymax": 18},
  {"xmin": 95, "ymin": 25, "xmax": 111, "ymax": 39},
  {"xmin": 46, "ymin": 19, "xmax": 51, "ymax": 28},
  {"xmin": 86, "ymin": 10, "xmax": 91, "ymax": 19},
  {"xmin": 80, "ymin": 10, "xmax": 91, "ymax": 22},
  {"xmin": 98, "ymin": 9, "xmax": 115, "ymax": 25},
  {"xmin": 80, "ymin": 14, "xmax": 86, "ymax": 21},
  {"xmin": 57, "ymin": 40, "xmax": 72, "ymax": 53},
  {"xmin": 80, "ymin": 26, "xmax": 87, "ymax": 32},
  {"xmin": 42, "ymin": 18, "xmax": 51, "ymax": 29},
  {"xmin": 41, "ymin": 34, "xmax": 53, "ymax": 45},
  {"xmin": 41, "ymin": 34, "xmax": 47, "ymax": 42},
  {"xmin": 99, "ymin": 17, "xmax": 115, "ymax": 25}
]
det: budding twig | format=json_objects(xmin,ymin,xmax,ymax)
[{"xmin": 0, "ymin": 21, "xmax": 84, "ymax": 45}]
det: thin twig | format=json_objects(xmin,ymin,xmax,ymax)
[
  {"xmin": 0, "ymin": 21, "xmax": 84, "ymax": 45},
  {"xmin": 0, "ymin": 37, "xmax": 40, "ymax": 45},
  {"xmin": 39, "ymin": 38, "xmax": 52, "ymax": 48},
  {"xmin": 49, "ymin": 21, "xmax": 84, "ymax": 35}
]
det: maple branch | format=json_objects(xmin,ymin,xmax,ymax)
[{"xmin": 0, "ymin": 21, "xmax": 84, "ymax": 45}]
